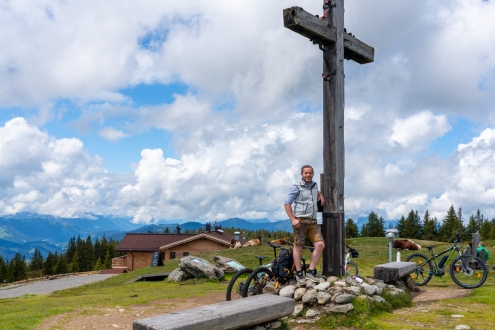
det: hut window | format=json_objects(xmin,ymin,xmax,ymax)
[
  {"xmin": 183, "ymin": 252, "xmax": 189, "ymax": 256},
  {"xmin": 170, "ymin": 252, "xmax": 176, "ymax": 259}
]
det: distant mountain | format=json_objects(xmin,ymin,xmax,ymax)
[
  {"xmin": 0, "ymin": 238, "xmax": 61, "ymax": 261},
  {"xmin": 4, "ymin": 212, "xmax": 402, "ymax": 260}
]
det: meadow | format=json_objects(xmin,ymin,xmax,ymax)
[{"xmin": 0, "ymin": 237, "xmax": 494, "ymax": 329}]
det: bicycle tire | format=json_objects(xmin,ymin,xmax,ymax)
[
  {"xmin": 344, "ymin": 261, "xmax": 358, "ymax": 277},
  {"xmin": 449, "ymin": 255, "xmax": 488, "ymax": 289},
  {"xmin": 242, "ymin": 267, "xmax": 273, "ymax": 297},
  {"xmin": 226, "ymin": 268, "xmax": 252, "ymax": 301},
  {"xmin": 405, "ymin": 253, "xmax": 433, "ymax": 286}
]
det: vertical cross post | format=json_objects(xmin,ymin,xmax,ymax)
[
  {"xmin": 283, "ymin": 1, "xmax": 374, "ymax": 276},
  {"xmin": 321, "ymin": 0, "xmax": 345, "ymax": 276}
]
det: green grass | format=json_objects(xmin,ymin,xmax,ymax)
[{"xmin": 1, "ymin": 237, "xmax": 494, "ymax": 329}]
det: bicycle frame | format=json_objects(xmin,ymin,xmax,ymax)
[{"xmin": 425, "ymin": 244, "xmax": 462, "ymax": 275}]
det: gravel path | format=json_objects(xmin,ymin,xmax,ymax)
[{"xmin": 0, "ymin": 274, "xmax": 115, "ymax": 299}]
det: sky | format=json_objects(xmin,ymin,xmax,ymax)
[{"xmin": 1, "ymin": 0, "xmax": 495, "ymax": 224}]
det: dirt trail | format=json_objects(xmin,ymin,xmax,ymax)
[{"xmin": 35, "ymin": 287, "xmax": 469, "ymax": 329}]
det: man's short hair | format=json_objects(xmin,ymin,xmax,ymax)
[{"xmin": 300, "ymin": 165, "xmax": 314, "ymax": 174}]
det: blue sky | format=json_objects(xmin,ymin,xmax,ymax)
[{"xmin": 1, "ymin": 0, "xmax": 495, "ymax": 224}]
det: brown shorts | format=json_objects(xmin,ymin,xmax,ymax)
[{"xmin": 293, "ymin": 218, "xmax": 324, "ymax": 245}]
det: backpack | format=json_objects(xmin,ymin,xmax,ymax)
[
  {"xmin": 271, "ymin": 248, "xmax": 293, "ymax": 284},
  {"xmin": 350, "ymin": 247, "xmax": 359, "ymax": 258}
]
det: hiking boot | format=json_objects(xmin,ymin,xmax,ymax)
[
  {"xmin": 296, "ymin": 275, "xmax": 306, "ymax": 286},
  {"xmin": 305, "ymin": 271, "xmax": 319, "ymax": 283}
]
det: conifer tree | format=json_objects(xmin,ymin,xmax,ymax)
[
  {"xmin": 103, "ymin": 250, "xmax": 112, "ymax": 269},
  {"xmin": 361, "ymin": 211, "xmax": 385, "ymax": 237},
  {"xmin": 345, "ymin": 218, "xmax": 359, "ymax": 238},
  {"xmin": 71, "ymin": 251, "xmax": 80, "ymax": 272},
  {"xmin": 9, "ymin": 253, "xmax": 27, "ymax": 282},
  {"xmin": 66, "ymin": 236, "xmax": 77, "ymax": 262},
  {"xmin": 402, "ymin": 210, "xmax": 422, "ymax": 239},
  {"xmin": 396, "ymin": 215, "xmax": 406, "ymax": 237},
  {"xmin": 43, "ymin": 252, "xmax": 56, "ymax": 276},
  {"xmin": 439, "ymin": 205, "xmax": 464, "ymax": 242},
  {"xmin": 422, "ymin": 210, "xmax": 438, "ymax": 240},
  {"xmin": 474, "ymin": 209, "xmax": 484, "ymax": 231},
  {"xmin": 55, "ymin": 254, "xmax": 68, "ymax": 274},
  {"xmin": 480, "ymin": 219, "xmax": 492, "ymax": 241},
  {"xmin": 30, "ymin": 248, "xmax": 44, "ymax": 271},
  {"xmin": 466, "ymin": 215, "xmax": 478, "ymax": 236},
  {"xmin": 0, "ymin": 256, "xmax": 7, "ymax": 283}
]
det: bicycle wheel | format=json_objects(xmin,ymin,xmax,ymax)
[
  {"xmin": 226, "ymin": 268, "xmax": 252, "ymax": 301},
  {"xmin": 405, "ymin": 253, "xmax": 433, "ymax": 286},
  {"xmin": 242, "ymin": 267, "xmax": 273, "ymax": 297},
  {"xmin": 450, "ymin": 255, "xmax": 487, "ymax": 289},
  {"xmin": 344, "ymin": 261, "xmax": 358, "ymax": 277}
]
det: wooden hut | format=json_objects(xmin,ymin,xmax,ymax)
[{"xmin": 114, "ymin": 225, "xmax": 245, "ymax": 271}]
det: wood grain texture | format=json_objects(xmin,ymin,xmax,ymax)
[{"xmin": 283, "ymin": 6, "xmax": 374, "ymax": 64}]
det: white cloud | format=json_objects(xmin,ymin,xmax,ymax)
[
  {"xmin": 99, "ymin": 126, "xmax": 128, "ymax": 142},
  {"xmin": 2, "ymin": 0, "xmax": 495, "ymax": 224},
  {"xmin": 390, "ymin": 111, "xmax": 451, "ymax": 149}
]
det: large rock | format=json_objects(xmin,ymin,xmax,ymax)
[
  {"xmin": 317, "ymin": 292, "xmax": 332, "ymax": 305},
  {"xmin": 360, "ymin": 282, "xmax": 375, "ymax": 296},
  {"xmin": 168, "ymin": 268, "xmax": 193, "ymax": 282},
  {"xmin": 334, "ymin": 293, "xmax": 354, "ymax": 304},
  {"xmin": 323, "ymin": 303, "xmax": 354, "ymax": 314},
  {"xmin": 302, "ymin": 289, "xmax": 317, "ymax": 305},
  {"xmin": 294, "ymin": 288, "xmax": 307, "ymax": 301},
  {"xmin": 179, "ymin": 256, "xmax": 225, "ymax": 280},
  {"xmin": 213, "ymin": 256, "xmax": 245, "ymax": 273},
  {"xmin": 279, "ymin": 285, "xmax": 296, "ymax": 298}
]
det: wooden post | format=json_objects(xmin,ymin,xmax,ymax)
[{"xmin": 284, "ymin": 2, "xmax": 374, "ymax": 276}]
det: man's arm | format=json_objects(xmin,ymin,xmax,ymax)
[
  {"xmin": 284, "ymin": 204, "xmax": 300, "ymax": 228},
  {"xmin": 318, "ymin": 190, "xmax": 325, "ymax": 205}
]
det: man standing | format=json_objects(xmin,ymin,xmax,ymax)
[{"xmin": 284, "ymin": 165, "xmax": 325, "ymax": 285}]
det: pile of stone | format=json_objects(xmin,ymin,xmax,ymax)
[{"xmin": 270, "ymin": 275, "xmax": 406, "ymax": 324}]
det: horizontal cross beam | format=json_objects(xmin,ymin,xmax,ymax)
[{"xmin": 283, "ymin": 6, "xmax": 374, "ymax": 64}]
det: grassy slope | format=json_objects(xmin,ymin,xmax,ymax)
[{"xmin": 0, "ymin": 237, "xmax": 493, "ymax": 329}]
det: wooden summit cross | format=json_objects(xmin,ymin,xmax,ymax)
[{"xmin": 283, "ymin": 1, "xmax": 374, "ymax": 276}]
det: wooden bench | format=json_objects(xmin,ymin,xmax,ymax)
[
  {"xmin": 373, "ymin": 262, "xmax": 417, "ymax": 282},
  {"xmin": 133, "ymin": 294, "xmax": 295, "ymax": 330}
]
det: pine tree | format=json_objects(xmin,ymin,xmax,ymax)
[
  {"xmin": 480, "ymin": 219, "xmax": 492, "ymax": 241},
  {"xmin": 103, "ymin": 250, "xmax": 112, "ymax": 269},
  {"xmin": 71, "ymin": 251, "xmax": 80, "ymax": 272},
  {"xmin": 94, "ymin": 258, "xmax": 104, "ymax": 271},
  {"xmin": 9, "ymin": 253, "xmax": 27, "ymax": 282},
  {"xmin": 474, "ymin": 209, "xmax": 484, "ymax": 231},
  {"xmin": 466, "ymin": 215, "xmax": 478, "ymax": 236},
  {"xmin": 439, "ymin": 205, "xmax": 464, "ymax": 242},
  {"xmin": 55, "ymin": 254, "xmax": 68, "ymax": 274},
  {"xmin": 164, "ymin": 227, "xmax": 170, "ymax": 233},
  {"xmin": 0, "ymin": 256, "xmax": 7, "ymax": 283},
  {"xmin": 396, "ymin": 216, "xmax": 406, "ymax": 237},
  {"xmin": 488, "ymin": 219, "xmax": 495, "ymax": 239},
  {"xmin": 402, "ymin": 210, "xmax": 422, "ymax": 239},
  {"xmin": 422, "ymin": 210, "xmax": 438, "ymax": 240},
  {"xmin": 361, "ymin": 211, "xmax": 385, "ymax": 237},
  {"xmin": 30, "ymin": 248, "xmax": 44, "ymax": 271},
  {"xmin": 93, "ymin": 237, "xmax": 101, "ymax": 263},
  {"xmin": 66, "ymin": 236, "xmax": 77, "ymax": 262},
  {"xmin": 43, "ymin": 252, "xmax": 56, "ymax": 276},
  {"xmin": 345, "ymin": 218, "xmax": 359, "ymax": 238}
]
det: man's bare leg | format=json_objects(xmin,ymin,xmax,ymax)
[
  {"xmin": 309, "ymin": 241, "xmax": 325, "ymax": 271},
  {"xmin": 293, "ymin": 244, "xmax": 303, "ymax": 271}
]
